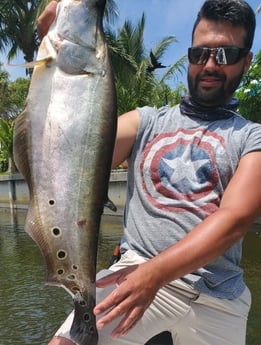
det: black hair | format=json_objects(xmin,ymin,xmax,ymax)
[{"xmin": 192, "ymin": 0, "xmax": 256, "ymax": 50}]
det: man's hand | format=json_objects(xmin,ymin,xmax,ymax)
[
  {"xmin": 94, "ymin": 262, "xmax": 161, "ymax": 339},
  {"xmin": 37, "ymin": 0, "xmax": 58, "ymax": 39}
]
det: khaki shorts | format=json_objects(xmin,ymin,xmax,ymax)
[{"xmin": 55, "ymin": 250, "xmax": 251, "ymax": 345}]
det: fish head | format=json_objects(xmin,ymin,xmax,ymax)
[
  {"xmin": 55, "ymin": 1, "xmax": 99, "ymax": 43},
  {"xmin": 51, "ymin": 0, "xmax": 108, "ymax": 75}
]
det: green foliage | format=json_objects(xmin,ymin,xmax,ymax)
[
  {"xmin": 0, "ymin": 64, "xmax": 29, "ymax": 172},
  {"xmin": 236, "ymin": 50, "xmax": 261, "ymax": 123},
  {"xmin": 0, "ymin": 65, "xmax": 10, "ymax": 119},
  {"xmin": 0, "ymin": 0, "xmax": 41, "ymax": 63},
  {"xmin": 0, "ymin": 118, "xmax": 15, "ymax": 173},
  {"xmin": 0, "ymin": 64, "xmax": 29, "ymax": 120},
  {"xmin": 0, "ymin": 118, "xmax": 14, "ymax": 155}
]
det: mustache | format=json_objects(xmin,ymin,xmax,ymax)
[{"xmin": 198, "ymin": 71, "xmax": 226, "ymax": 82}]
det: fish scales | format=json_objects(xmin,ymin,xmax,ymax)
[{"xmin": 13, "ymin": 0, "xmax": 117, "ymax": 344}]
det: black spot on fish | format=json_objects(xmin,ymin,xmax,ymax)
[
  {"xmin": 57, "ymin": 250, "xmax": 67, "ymax": 259},
  {"xmin": 84, "ymin": 313, "xmax": 91, "ymax": 322},
  {"xmin": 49, "ymin": 199, "xmax": 55, "ymax": 206},
  {"xmin": 67, "ymin": 274, "xmax": 76, "ymax": 280},
  {"xmin": 52, "ymin": 227, "xmax": 61, "ymax": 237},
  {"xmin": 72, "ymin": 286, "xmax": 80, "ymax": 293},
  {"xmin": 79, "ymin": 300, "xmax": 86, "ymax": 307}
]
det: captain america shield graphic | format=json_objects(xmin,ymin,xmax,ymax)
[{"xmin": 140, "ymin": 128, "xmax": 225, "ymax": 215}]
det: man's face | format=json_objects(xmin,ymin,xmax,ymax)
[{"xmin": 188, "ymin": 19, "xmax": 252, "ymax": 107}]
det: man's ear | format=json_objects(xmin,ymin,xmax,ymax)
[{"xmin": 244, "ymin": 52, "xmax": 253, "ymax": 74}]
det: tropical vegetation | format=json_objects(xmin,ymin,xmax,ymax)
[
  {"xmin": 106, "ymin": 13, "xmax": 187, "ymax": 113},
  {"xmin": 236, "ymin": 50, "xmax": 261, "ymax": 123},
  {"xmin": 0, "ymin": 118, "xmax": 15, "ymax": 173},
  {"xmin": 0, "ymin": 63, "xmax": 29, "ymax": 172}
]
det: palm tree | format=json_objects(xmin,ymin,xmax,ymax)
[
  {"xmin": 0, "ymin": 63, "xmax": 10, "ymax": 120},
  {"xmin": 106, "ymin": 13, "xmax": 187, "ymax": 113},
  {"xmin": 0, "ymin": 0, "xmax": 42, "ymax": 64}
]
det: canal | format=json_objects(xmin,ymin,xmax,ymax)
[{"xmin": 0, "ymin": 209, "xmax": 260, "ymax": 345}]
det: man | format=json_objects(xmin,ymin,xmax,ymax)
[{"xmin": 38, "ymin": 1, "xmax": 261, "ymax": 344}]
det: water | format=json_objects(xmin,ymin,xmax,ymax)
[{"xmin": 0, "ymin": 209, "xmax": 260, "ymax": 345}]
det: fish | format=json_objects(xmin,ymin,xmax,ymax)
[{"xmin": 13, "ymin": 0, "xmax": 117, "ymax": 344}]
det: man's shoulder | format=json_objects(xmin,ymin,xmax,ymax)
[{"xmin": 138, "ymin": 104, "xmax": 181, "ymax": 121}]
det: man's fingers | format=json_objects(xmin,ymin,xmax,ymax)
[{"xmin": 110, "ymin": 307, "xmax": 144, "ymax": 339}]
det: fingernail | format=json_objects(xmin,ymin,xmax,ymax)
[
  {"xmin": 96, "ymin": 322, "xmax": 104, "ymax": 330},
  {"xmin": 112, "ymin": 332, "xmax": 120, "ymax": 339}
]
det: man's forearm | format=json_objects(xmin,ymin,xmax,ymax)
[{"xmin": 148, "ymin": 207, "xmax": 252, "ymax": 288}]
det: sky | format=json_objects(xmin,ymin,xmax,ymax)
[{"xmin": 1, "ymin": 0, "xmax": 260, "ymax": 87}]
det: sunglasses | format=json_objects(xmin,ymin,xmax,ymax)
[{"xmin": 188, "ymin": 46, "xmax": 249, "ymax": 65}]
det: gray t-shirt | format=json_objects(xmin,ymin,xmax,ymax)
[{"xmin": 121, "ymin": 104, "xmax": 261, "ymax": 299}]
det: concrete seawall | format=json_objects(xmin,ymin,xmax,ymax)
[{"xmin": 0, "ymin": 170, "xmax": 127, "ymax": 216}]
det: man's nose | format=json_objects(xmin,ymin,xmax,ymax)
[{"xmin": 203, "ymin": 53, "xmax": 220, "ymax": 69}]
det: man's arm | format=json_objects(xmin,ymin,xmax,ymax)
[
  {"xmin": 112, "ymin": 110, "xmax": 140, "ymax": 168},
  {"xmin": 148, "ymin": 151, "xmax": 261, "ymax": 285},
  {"xmin": 37, "ymin": 1, "xmax": 58, "ymax": 39},
  {"xmin": 94, "ymin": 151, "xmax": 261, "ymax": 339}
]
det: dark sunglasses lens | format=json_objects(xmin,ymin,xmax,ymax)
[
  {"xmin": 188, "ymin": 48, "xmax": 210, "ymax": 64},
  {"xmin": 222, "ymin": 48, "xmax": 241, "ymax": 64}
]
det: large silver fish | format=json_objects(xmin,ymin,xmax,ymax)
[{"xmin": 13, "ymin": 0, "xmax": 117, "ymax": 344}]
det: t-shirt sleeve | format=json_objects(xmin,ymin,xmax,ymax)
[
  {"xmin": 136, "ymin": 106, "xmax": 157, "ymax": 138},
  {"xmin": 242, "ymin": 122, "xmax": 261, "ymax": 156}
]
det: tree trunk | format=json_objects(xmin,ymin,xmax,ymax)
[{"xmin": 8, "ymin": 155, "xmax": 17, "ymax": 174}]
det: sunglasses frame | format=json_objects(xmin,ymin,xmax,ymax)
[{"xmin": 188, "ymin": 46, "xmax": 249, "ymax": 65}]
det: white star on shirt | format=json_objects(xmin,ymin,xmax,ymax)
[{"xmin": 162, "ymin": 155, "xmax": 209, "ymax": 186}]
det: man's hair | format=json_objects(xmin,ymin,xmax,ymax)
[{"xmin": 192, "ymin": 0, "xmax": 256, "ymax": 50}]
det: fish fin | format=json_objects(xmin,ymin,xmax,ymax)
[
  {"xmin": 8, "ymin": 57, "xmax": 54, "ymax": 69},
  {"xmin": 70, "ymin": 296, "xmax": 98, "ymax": 344},
  {"xmin": 13, "ymin": 109, "xmax": 32, "ymax": 187},
  {"xmin": 108, "ymin": 244, "xmax": 121, "ymax": 267},
  {"xmin": 104, "ymin": 197, "xmax": 117, "ymax": 212}
]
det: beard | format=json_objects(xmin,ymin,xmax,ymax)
[{"xmin": 187, "ymin": 68, "xmax": 244, "ymax": 107}]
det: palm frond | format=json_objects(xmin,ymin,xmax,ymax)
[
  {"xmin": 256, "ymin": 4, "xmax": 261, "ymax": 15},
  {"xmin": 151, "ymin": 36, "xmax": 178, "ymax": 60},
  {"xmin": 159, "ymin": 54, "xmax": 188, "ymax": 84}
]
